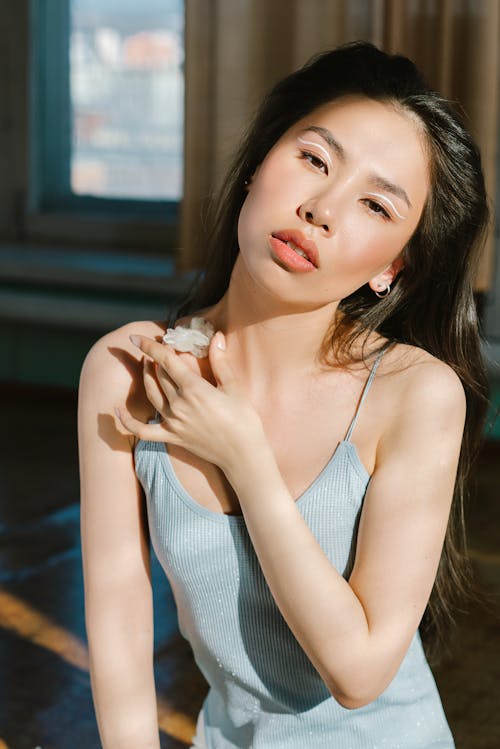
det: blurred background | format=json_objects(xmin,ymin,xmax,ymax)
[{"xmin": 0, "ymin": 1, "xmax": 498, "ymax": 747}]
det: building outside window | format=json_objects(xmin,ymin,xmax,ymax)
[
  {"xmin": 70, "ymin": 0, "xmax": 184, "ymax": 202},
  {"xmin": 30, "ymin": 0, "xmax": 184, "ymax": 232}
]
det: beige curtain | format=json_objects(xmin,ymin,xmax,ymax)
[
  {"xmin": 380, "ymin": 0, "xmax": 500, "ymax": 291},
  {"xmin": 180, "ymin": 0, "xmax": 499, "ymax": 291}
]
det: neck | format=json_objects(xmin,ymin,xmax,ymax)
[{"xmin": 210, "ymin": 259, "xmax": 340, "ymax": 395}]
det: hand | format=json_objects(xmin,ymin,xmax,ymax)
[{"xmin": 115, "ymin": 332, "xmax": 265, "ymax": 474}]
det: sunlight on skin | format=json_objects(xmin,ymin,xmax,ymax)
[{"xmin": 0, "ymin": 587, "xmax": 197, "ymax": 743}]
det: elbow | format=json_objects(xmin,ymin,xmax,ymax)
[
  {"xmin": 325, "ymin": 675, "xmax": 385, "ymax": 710},
  {"xmin": 319, "ymin": 643, "xmax": 395, "ymax": 709},
  {"xmin": 330, "ymin": 689, "xmax": 378, "ymax": 710}
]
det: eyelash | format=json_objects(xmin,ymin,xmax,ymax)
[
  {"xmin": 362, "ymin": 199, "xmax": 391, "ymax": 220},
  {"xmin": 299, "ymin": 149, "xmax": 328, "ymax": 174},
  {"xmin": 298, "ymin": 149, "xmax": 392, "ymax": 221}
]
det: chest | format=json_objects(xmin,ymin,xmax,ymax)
[{"xmin": 165, "ymin": 380, "xmax": 378, "ymax": 517}]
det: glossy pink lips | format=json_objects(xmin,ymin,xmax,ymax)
[{"xmin": 269, "ymin": 230, "xmax": 319, "ymax": 272}]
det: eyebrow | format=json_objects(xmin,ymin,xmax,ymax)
[
  {"xmin": 367, "ymin": 174, "xmax": 412, "ymax": 210},
  {"xmin": 303, "ymin": 125, "xmax": 413, "ymax": 210},
  {"xmin": 304, "ymin": 126, "xmax": 347, "ymax": 163}
]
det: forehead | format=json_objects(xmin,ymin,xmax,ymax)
[{"xmin": 290, "ymin": 95, "xmax": 426, "ymax": 148}]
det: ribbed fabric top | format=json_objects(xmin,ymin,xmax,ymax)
[{"xmin": 134, "ymin": 347, "xmax": 455, "ymax": 748}]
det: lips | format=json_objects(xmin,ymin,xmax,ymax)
[{"xmin": 270, "ymin": 230, "xmax": 319, "ymax": 268}]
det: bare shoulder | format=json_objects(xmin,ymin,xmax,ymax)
[
  {"xmin": 81, "ymin": 319, "xmax": 166, "ymax": 366},
  {"xmin": 378, "ymin": 342, "xmax": 466, "ymax": 440},
  {"xmin": 79, "ymin": 319, "xmax": 168, "ymax": 424},
  {"xmin": 384, "ymin": 342, "xmax": 465, "ymax": 405}
]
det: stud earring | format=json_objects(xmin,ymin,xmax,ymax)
[{"xmin": 374, "ymin": 283, "xmax": 391, "ymax": 299}]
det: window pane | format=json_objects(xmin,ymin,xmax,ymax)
[{"xmin": 70, "ymin": 0, "xmax": 184, "ymax": 201}]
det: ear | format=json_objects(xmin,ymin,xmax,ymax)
[
  {"xmin": 245, "ymin": 164, "xmax": 262, "ymax": 190},
  {"xmin": 368, "ymin": 255, "xmax": 404, "ymax": 294}
]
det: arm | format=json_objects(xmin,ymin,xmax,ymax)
[
  {"xmin": 224, "ymin": 361, "xmax": 465, "ymax": 707},
  {"xmin": 78, "ymin": 326, "xmax": 160, "ymax": 748},
  {"xmin": 118, "ymin": 336, "xmax": 466, "ymax": 709}
]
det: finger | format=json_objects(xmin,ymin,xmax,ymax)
[
  {"xmin": 208, "ymin": 332, "xmax": 238, "ymax": 390},
  {"xmin": 155, "ymin": 363, "xmax": 180, "ymax": 404},
  {"xmin": 143, "ymin": 358, "xmax": 169, "ymax": 413},
  {"xmin": 114, "ymin": 406, "xmax": 179, "ymax": 444},
  {"xmin": 130, "ymin": 334, "xmax": 198, "ymax": 389},
  {"xmin": 130, "ymin": 334, "xmax": 169, "ymax": 364},
  {"xmin": 143, "ymin": 357, "xmax": 179, "ymax": 409}
]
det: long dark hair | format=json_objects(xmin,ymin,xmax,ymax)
[{"xmin": 177, "ymin": 41, "xmax": 490, "ymax": 662}]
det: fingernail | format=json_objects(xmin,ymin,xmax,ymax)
[
  {"xmin": 216, "ymin": 332, "xmax": 226, "ymax": 350},
  {"xmin": 129, "ymin": 334, "xmax": 141, "ymax": 347}
]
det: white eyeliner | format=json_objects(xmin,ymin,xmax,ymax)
[
  {"xmin": 366, "ymin": 192, "xmax": 407, "ymax": 220},
  {"xmin": 297, "ymin": 136, "xmax": 333, "ymax": 170}
]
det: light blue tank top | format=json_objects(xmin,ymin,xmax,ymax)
[{"xmin": 135, "ymin": 347, "xmax": 455, "ymax": 748}]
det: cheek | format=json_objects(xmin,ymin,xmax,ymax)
[
  {"xmin": 236, "ymin": 192, "xmax": 272, "ymax": 275},
  {"xmin": 237, "ymin": 192, "xmax": 259, "ymax": 250},
  {"xmin": 338, "ymin": 216, "xmax": 411, "ymax": 272},
  {"xmin": 244, "ymin": 153, "xmax": 299, "ymax": 216},
  {"xmin": 237, "ymin": 169, "xmax": 290, "ymax": 243}
]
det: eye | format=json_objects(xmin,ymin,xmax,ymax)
[
  {"xmin": 299, "ymin": 150, "xmax": 328, "ymax": 175},
  {"xmin": 363, "ymin": 198, "xmax": 391, "ymax": 220}
]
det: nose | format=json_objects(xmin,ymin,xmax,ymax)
[{"xmin": 297, "ymin": 197, "xmax": 333, "ymax": 235}]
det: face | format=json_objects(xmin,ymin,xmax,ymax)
[{"xmin": 236, "ymin": 96, "xmax": 430, "ymax": 308}]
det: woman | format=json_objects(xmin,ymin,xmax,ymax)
[{"xmin": 78, "ymin": 42, "xmax": 489, "ymax": 748}]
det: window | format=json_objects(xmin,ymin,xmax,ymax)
[{"xmin": 29, "ymin": 0, "xmax": 184, "ymax": 246}]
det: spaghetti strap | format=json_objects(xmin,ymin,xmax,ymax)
[{"xmin": 344, "ymin": 344, "xmax": 389, "ymax": 442}]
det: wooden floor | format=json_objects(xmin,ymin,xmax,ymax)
[{"xmin": 0, "ymin": 384, "xmax": 499, "ymax": 749}]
